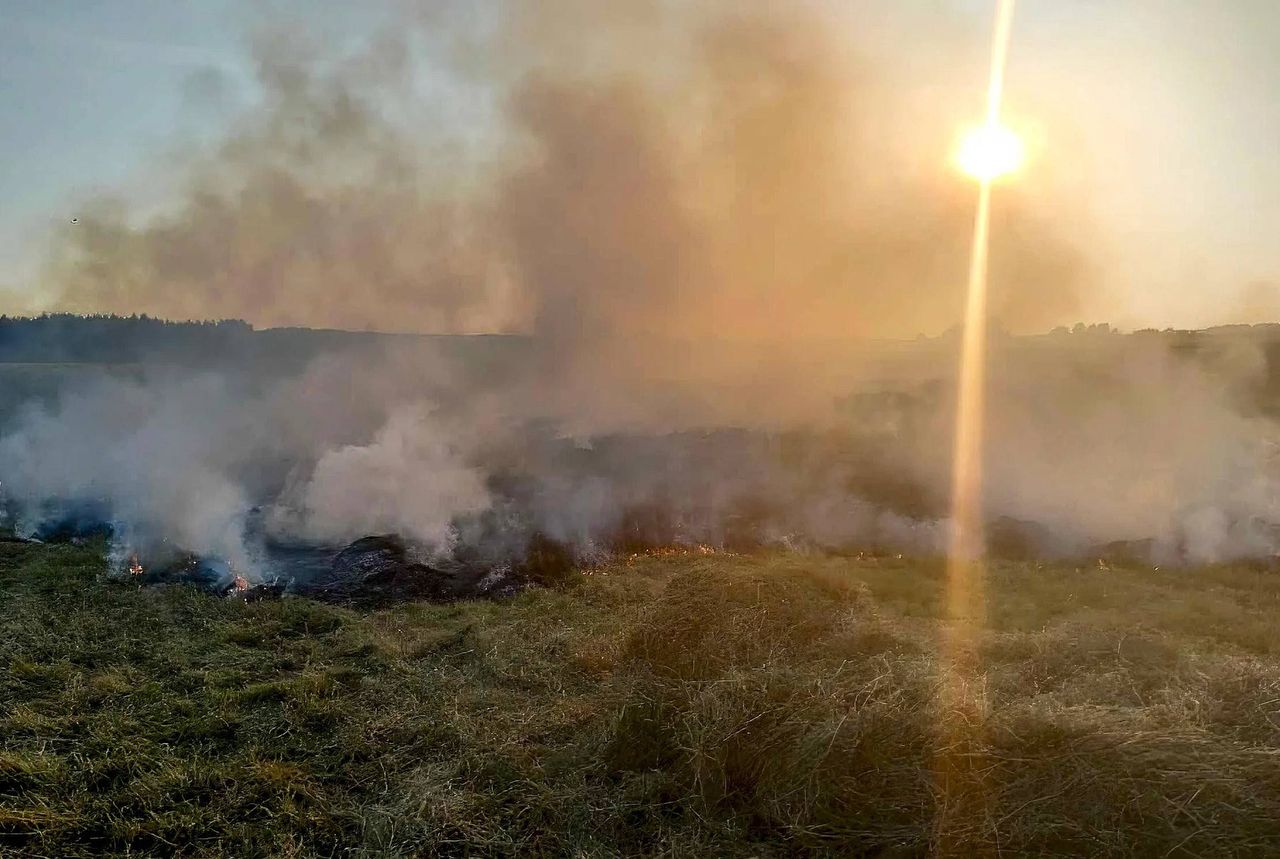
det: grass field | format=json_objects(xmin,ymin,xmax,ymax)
[{"xmin": 2, "ymin": 541, "xmax": 1280, "ymax": 857}]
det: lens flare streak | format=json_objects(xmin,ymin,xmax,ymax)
[{"xmin": 934, "ymin": 0, "xmax": 1017, "ymax": 849}]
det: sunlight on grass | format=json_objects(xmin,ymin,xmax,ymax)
[{"xmin": 2, "ymin": 543, "xmax": 1280, "ymax": 855}]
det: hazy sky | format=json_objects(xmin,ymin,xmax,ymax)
[{"xmin": 1, "ymin": 0, "xmax": 1277, "ymax": 331}]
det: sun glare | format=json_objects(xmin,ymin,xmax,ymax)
[{"xmin": 955, "ymin": 122, "xmax": 1025, "ymax": 182}]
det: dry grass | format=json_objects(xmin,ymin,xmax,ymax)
[{"xmin": 2, "ymin": 542, "xmax": 1280, "ymax": 856}]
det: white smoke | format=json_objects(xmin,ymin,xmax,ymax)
[
  {"xmin": 268, "ymin": 403, "xmax": 490, "ymax": 548},
  {"xmin": 0, "ymin": 371, "xmax": 253, "ymax": 564},
  {"xmin": 2, "ymin": 330, "xmax": 1280, "ymax": 573}
]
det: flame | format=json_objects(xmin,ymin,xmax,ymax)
[
  {"xmin": 231, "ymin": 574, "xmax": 250, "ymax": 593},
  {"xmin": 128, "ymin": 555, "xmax": 144, "ymax": 577}
]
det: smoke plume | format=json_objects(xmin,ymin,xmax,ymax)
[
  {"xmin": 2, "ymin": 2, "xmax": 1278, "ymax": 573},
  {"xmin": 39, "ymin": 1, "xmax": 1091, "ymax": 340}
]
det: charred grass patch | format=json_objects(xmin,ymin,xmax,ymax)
[{"xmin": 2, "ymin": 542, "xmax": 1280, "ymax": 855}]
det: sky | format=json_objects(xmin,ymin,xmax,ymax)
[
  {"xmin": 0, "ymin": 0, "xmax": 392, "ymax": 283},
  {"xmin": 1, "ymin": 0, "xmax": 1278, "ymax": 332}
]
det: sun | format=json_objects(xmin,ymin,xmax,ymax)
[{"xmin": 954, "ymin": 122, "xmax": 1025, "ymax": 182}]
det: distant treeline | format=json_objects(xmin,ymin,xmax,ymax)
[
  {"xmin": 0, "ymin": 313, "xmax": 424, "ymax": 367},
  {"xmin": 0, "ymin": 314, "xmax": 527, "ymax": 370},
  {"xmin": 6, "ymin": 312, "xmax": 1280, "ymax": 379},
  {"xmin": 0, "ymin": 315, "xmax": 256, "ymax": 364}
]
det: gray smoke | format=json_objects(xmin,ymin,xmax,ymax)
[{"xmin": 37, "ymin": 1, "xmax": 1091, "ymax": 340}]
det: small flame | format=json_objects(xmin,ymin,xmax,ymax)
[
  {"xmin": 231, "ymin": 574, "xmax": 250, "ymax": 593},
  {"xmin": 624, "ymin": 544, "xmax": 725, "ymax": 563},
  {"xmin": 128, "ymin": 555, "xmax": 144, "ymax": 577}
]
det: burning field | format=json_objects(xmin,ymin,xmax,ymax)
[
  {"xmin": 6, "ymin": 323, "xmax": 1280, "ymax": 598},
  {"xmin": 3, "ymin": 0, "xmax": 1280, "ymax": 854},
  {"xmin": 1, "ymin": 325, "xmax": 1280, "ymax": 856},
  {"xmin": 5, "ymin": 0, "xmax": 1280, "ymax": 597}
]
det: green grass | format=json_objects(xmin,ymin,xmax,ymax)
[{"xmin": 2, "ymin": 542, "xmax": 1280, "ymax": 856}]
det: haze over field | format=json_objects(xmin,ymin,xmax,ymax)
[{"xmin": 0, "ymin": 1, "xmax": 1279, "ymax": 574}]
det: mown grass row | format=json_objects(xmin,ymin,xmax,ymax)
[{"xmin": 2, "ymin": 541, "xmax": 1280, "ymax": 856}]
